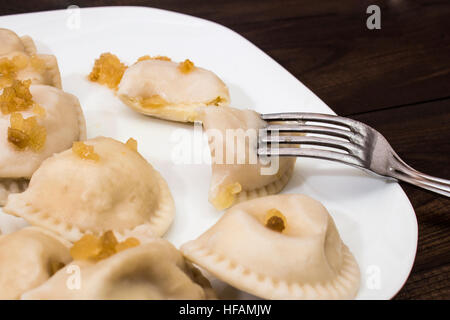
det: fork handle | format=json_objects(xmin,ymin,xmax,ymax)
[{"xmin": 390, "ymin": 154, "xmax": 450, "ymax": 197}]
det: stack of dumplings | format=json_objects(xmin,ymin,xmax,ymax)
[
  {"xmin": 198, "ymin": 106, "xmax": 297, "ymax": 210},
  {"xmin": 0, "ymin": 29, "xmax": 86, "ymax": 205},
  {"xmin": 0, "ymin": 29, "xmax": 361, "ymax": 300}
]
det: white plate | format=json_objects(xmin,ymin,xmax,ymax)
[{"xmin": 0, "ymin": 6, "xmax": 417, "ymax": 300}]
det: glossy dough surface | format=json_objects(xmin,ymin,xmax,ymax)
[
  {"xmin": 22, "ymin": 238, "xmax": 215, "ymax": 300},
  {"xmin": 4, "ymin": 137, "xmax": 175, "ymax": 241},
  {"xmin": 181, "ymin": 194, "xmax": 360, "ymax": 299},
  {"xmin": 117, "ymin": 59, "xmax": 230, "ymax": 122},
  {"xmin": 0, "ymin": 178, "xmax": 28, "ymax": 206},
  {"xmin": 0, "ymin": 28, "xmax": 62, "ymax": 88},
  {"xmin": 0, "ymin": 226, "xmax": 72, "ymax": 299},
  {"xmin": 199, "ymin": 107, "xmax": 296, "ymax": 210},
  {"xmin": 0, "ymin": 85, "xmax": 86, "ymax": 205}
]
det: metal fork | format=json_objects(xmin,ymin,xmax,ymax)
[{"xmin": 258, "ymin": 112, "xmax": 450, "ymax": 197}]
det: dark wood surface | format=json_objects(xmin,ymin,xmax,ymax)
[{"xmin": 2, "ymin": 0, "xmax": 449, "ymax": 299}]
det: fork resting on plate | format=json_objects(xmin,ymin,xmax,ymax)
[{"xmin": 258, "ymin": 112, "xmax": 450, "ymax": 197}]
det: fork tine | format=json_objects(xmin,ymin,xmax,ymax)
[
  {"xmin": 260, "ymin": 135, "xmax": 360, "ymax": 154},
  {"xmin": 257, "ymin": 147, "xmax": 364, "ymax": 167},
  {"xmin": 264, "ymin": 124, "xmax": 357, "ymax": 140},
  {"xmin": 261, "ymin": 112, "xmax": 359, "ymax": 129}
]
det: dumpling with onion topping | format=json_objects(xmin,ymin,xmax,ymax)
[
  {"xmin": 181, "ymin": 194, "xmax": 360, "ymax": 300},
  {"xmin": 198, "ymin": 106, "xmax": 296, "ymax": 210},
  {"xmin": 4, "ymin": 137, "xmax": 175, "ymax": 241},
  {"xmin": 0, "ymin": 28, "xmax": 62, "ymax": 89},
  {"xmin": 0, "ymin": 80, "xmax": 86, "ymax": 205},
  {"xmin": 22, "ymin": 237, "xmax": 215, "ymax": 300},
  {"xmin": 117, "ymin": 57, "xmax": 230, "ymax": 122},
  {"xmin": 0, "ymin": 28, "xmax": 35, "ymax": 57}
]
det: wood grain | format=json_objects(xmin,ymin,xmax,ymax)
[
  {"xmin": 1, "ymin": 0, "xmax": 449, "ymax": 299},
  {"xmin": 351, "ymin": 99, "xmax": 450, "ymax": 299}
]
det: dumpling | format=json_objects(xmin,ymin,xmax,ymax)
[
  {"xmin": 4, "ymin": 137, "xmax": 175, "ymax": 241},
  {"xmin": 0, "ymin": 81, "xmax": 86, "ymax": 205},
  {"xmin": 181, "ymin": 194, "xmax": 360, "ymax": 300},
  {"xmin": 0, "ymin": 226, "xmax": 72, "ymax": 299},
  {"xmin": 0, "ymin": 28, "xmax": 62, "ymax": 89},
  {"xmin": 117, "ymin": 58, "xmax": 230, "ymax": 122},
  {"xmin": 22, "ymin": 238, "xmax": 215, "ymax": 300},
  {"xmin": 0, "ymin": 28, "xmax": 36, "ymax": 57},
  {"xmin": 199, "ymin": 107, "xmax": 296, "ymax": 210},
  {"xmin": 87, "ymin": 53, "xmax": 229, "ymax": 122}
]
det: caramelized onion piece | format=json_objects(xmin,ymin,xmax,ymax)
[
  {"xmin": 264, "ymin": 208, "xmax": 287, "ymax": 233},
  {"xmin": 72, "ymin": 141, "xmax": 100, "ymax": 161},
  {"xmin": 70, "ymin": 231, "xmax": 141, "ymax": 261},
  {"xmin": 88, "ymin": 53, "xmax": 127, "ymax": 90},
  {"xmin": 178, "ymin": 59, "xmax": 195, "ymax": 74}
]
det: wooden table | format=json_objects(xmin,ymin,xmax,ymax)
[{"xmin": 2, "ymin": 0, "xmax": 449, "ymax": 299}]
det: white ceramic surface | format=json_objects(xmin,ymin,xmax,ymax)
[{"xmin": 0, "ymin": 6, "xmax": 417, "ymax": 300}]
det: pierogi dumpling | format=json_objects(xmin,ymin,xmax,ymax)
[
  {"xmin": 181, "ymin": 194, "xmax": 360, "ymax": 300},
  {"xmin": 0, "ymin": 226, "xmax": 72, "ymax": 300},
  {"xmin": 0, "ymin": 28, "xmax": 35, "ymax": 57},
  {"xmin": 0, "ymin": 83, "xmax": 86, "ymax": 205},
  {"xmin": 22, "ymin": 238, "xmax": 215, "ymax": 300},
  {"xmin": 0, "ymin": 28, "xmax": 62, "ymax": 89},
  {"xmin": 117, "ymin": 59, "xmax": 230, "ymax": 122},
  {"xmin": 199, "ymin": 107, "xmax": 296, "ymax": 210},
  {"xmin": 4, "ymin": 137, "xmax": 175, "ymax": 241}
]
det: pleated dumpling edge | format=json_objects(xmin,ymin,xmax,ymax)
[
  {"xmin": 4, "ymin": 137, "xmax": 175, "ymax": 241},
  {"xmin": 22, "ymin": 238, "xmax": 216, "ymax": 300},
  {"xmin": 0, "ymin": 28, "xmax": 62, "ymax": 89},
  {"xmin": 181, "ymin": 194, "xmax": 360, "ymax": 300}
]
